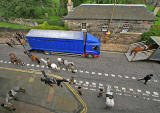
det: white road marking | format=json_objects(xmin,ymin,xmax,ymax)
[
  {"xmin": 79, "ymin": 81, "xmax": 83, "ymax": 84},
  {"xmin": 129, "ymin": 89, "xmax": 134, "ymax": 91},
  {"xmin": 31, "ymin": 64, "xmax": 34, "ymax": 67},
  {"xmin": 137, "ymin": 89, "xmax": 142, "ymax": 93},
  {"xmin": 86, "ymin": 82, "xmax": 89, "ymax": 85},
  {"xmin": 143, "ymin": 93, "xmax": 149, "ymax": 96},
  {"xmin": 90, "ymin": 88, "xmax": 96, "ymax": 91},
  {"xmin": 153, "ymin": 80, "xmax": 158, "ymax": 82},
  {"xmin": 124, "ymin": 94, "xmax": 131, "ymax": 96},
  {"xmin": 111, "ymin": 74, "xmax": 115, "ymax": 77},
  {"xmin": 36, "ymin": 65, "xmax": 40, "ymax": 67},
  {"xmin": 27, "ymin": 64, "xmax": 30, "ymax": 66},
  {"xmin": 122, "ymin": 87, "xmax": 126, "ymax": 92},
  {"xmin": 104, "ymin": 73, "xmax": 108, "ymax": 76},
  {"xmin": 62, "ymin": 68, "xmax": 66, "ymax": 71},
  {"xmin": 92, "ymin": 82, "xmax": 96, "ymax": 86},
  {"xmin": 85, "ymin": 71, "xmax": 89, "ymax": 74},
  {"xmin": 83, "ymin": 87, "xmax": 88, "ymax": 90},
  {"xmin": 116, "ymin": 93, "xmax": 122, "ymax": 95},
  {"xmin": 98, "ymin": 73, "xmax": 102, "ymax": 75},
  {"xmin": 46, "ymin": 66, "xmax": 48, "ymax": 68},
  {"xmin": 41, "ymin": 65, "xmax": 45, "ymax": 68},
  {"xmin": 152, "ymin": 99, "xmax": 160, "ymax": 102},
  {"xmin": 153, "ymin": 92, "xmax": 159, "ymax": 96},
  {"xmin": 79, "ymin": 70, "xmax": 83, "ymax": 73},
  {"xmin": 8, "ymin": 62, "xmax": 11, "ymax": 64},
  {"xmin": 99, "ymin": 83, "xmax": 103, "ymax": 87},
  {"xmin": 114, "ymin": 86, "xmax": 118, "ymax": 89},
  {"xmin": 131, "ymin": 77, "xmax": 136, "ymax": 79},
  {"xmin": 0, "ymin": 60, "xmax": 3, "ymax": 62},
  {"xmin": 117, "ymin": 75, "xmax": 122, "ymax": 78},
  {"xmin": 92, "ymin": 72, "xmax": 95, "ymax": 74},
  {"xmin": 4, "ymin": 61, "xmax": 7, "ymax": 63},
  {"xmin": 125, "ymin": 76, "xmax": 129, "ymax": 79},
  {"xmin": 83, "ymin": 84, "xmax": 88, "ymax": 86},
  {"xmin": 146, "ymin": 91, "xmax": 151, "ymax": 95}
]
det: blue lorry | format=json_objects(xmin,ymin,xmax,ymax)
[{"xmin": 26, "ymin": 29, "xmax": 100, "ymax": 58}]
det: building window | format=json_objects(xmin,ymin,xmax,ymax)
[
  {"xmin": 81, "ymin": 23, "xmax": 87, "ymax": 30},
  {"xmin": 102, "ymin": 24, "xmax": 108, "ymax": 32},
  {"xmin": 122, "ymin": 24, "xmax": 129, "ymax": 32}
]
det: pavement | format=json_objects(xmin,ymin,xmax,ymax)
[{"xmin": 0, "ymin": 67, "xmax": 87, "ymax": 113}]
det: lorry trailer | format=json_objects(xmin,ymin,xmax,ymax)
[{"xmin": 26, "ymin": 29, "xmax": 100, "ymax": 58}]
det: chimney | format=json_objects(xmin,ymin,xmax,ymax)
[{"xmin": 67, "ymin": 0, "xmax": 73, "ymax": 13}]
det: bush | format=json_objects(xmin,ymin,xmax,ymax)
[
  {"xmin": 30, "ymin": 21, "xmax": 68, "ymax": 30},
  {"xmin": 140, "ymin": 25, "xmax": 160, "ymax": 41}
]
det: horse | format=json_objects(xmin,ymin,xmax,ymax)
[
  {"xmin": 57, "ymin": 57, "xmax": 77, "ymax": 73},
  {"xmin": 129, "ymin": 43, "xmax": 158, "ymax": 60},
  {"xmin": 6, "ymin": 39, "xmax": 16, "ymax": 47},
  {"xmin": 24, "ymin": 51, "xmax": 40, "ymax": 64},
  {"xmin": 9, "ymin": 53, "xmax": 25, "ymax": 66}
]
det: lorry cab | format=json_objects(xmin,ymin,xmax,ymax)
[{"xmin": 85, "ymin": 33, "xmax": 100, "ymax": 58}]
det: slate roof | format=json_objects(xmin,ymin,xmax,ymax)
[{"xmin": 64, "ymin": 4, "xmax": 156, "ymax": 21}]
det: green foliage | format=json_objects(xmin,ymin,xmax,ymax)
[
  {"xmin": 0, "ymin": 22, "xmax": 28, "ymax": 29},
  {"xmin": 30, "ymin": 21, "xmax": 68, "ymax": 30},
  {"xmin": 146, "ymin": 5, "xmax": 154, "ymax": 12},
  {"xmin": 140, "ymin": 25, "xmax": 160, "ymax": 41}
]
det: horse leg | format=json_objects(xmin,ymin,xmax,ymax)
[{"xmin": 131, "ymin": 52, "xmax": 137, "ymax": 61}]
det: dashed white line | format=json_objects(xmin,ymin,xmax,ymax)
[
  {"xmin": 98, "ymin": 73, "xmax": 102, "ymax": 75},
  {"xmin": 41, "ymin": 65, "xmax": 45, "ymax": 68},
  {"xmin": 131, "ymin": 77, "xmax": 136, "ymax": 79},
  {"xmin": 4, "ymin": 61, "xmax": 7, "ymax": 63},
  {"xmin": 111, "ymin": 74, "xmax": 115, "ymax": 77},
  {"xmin": 146, "ymin": 91, "xmax": 151, "ymax": 95},
  {"xmin": 152, "ymin": 99, "xmax": 160, "ymax": 102},
  {"xmin": 153, "ymin": 92, "xmax": 159, "ymax": 96},
  {"xmin": 92, "ymin": 72, "xmax": 95, "ymax": 74},
  {"xmin": 0, "ymin": 60, "xmax": 3, "ymax": 63},
  {"xmin": 62, "ymin": 68, "xmax": 66, "ymax": 71},
  {"xmin": 118, "ymin": 75, "xmax": 122, "ymax": 78},
  {"xmin": 99, "ymin": 83, "xmax": 103, "ymax": 87},
  {"xmin": 85, "ymin": 71, "xmax": 89, "ymax": 74},
  {"xmin": 129, "ymin": 88, "xmax": 134, "ymax": 91},
  {"xmin": 79, "ymin": 70, "xmax": 83, "ymax": 73},
  {"xmin": 27, "ymin": 64, "xmax": 30, "ymax": 66},
  {"xmin": 104, "ymin": 73, "xmax": 108, "ymax": 76},
  {"xmin": 31, "ymin": 64, "xmax": 34, "ymax": 67},
  {"xmin": 137, "ymin": 89, "xmax": 142, "ymax": 93},
  {"xmin": 114, "ymin": 86, "xmax": 118, "ymax": 89},
  {"xmin": 8, "ymin": 62, "xmax": 11, "ymax": 64},
  {"xmin": 36, "ymin": 65, "xmax": 40, "ymax": 67},
  {"xmin": 125, "ymin": 76, "xmax": 129, "ymax": 79},
  {"xmin": 90, "ymin": 88, "xmax": 96, "ymax": 91},
  {"xmin": 83, "ymin": 87, "xmax": 88, "ymax": 90},
  {"xmin": 153, "ymin": 80, "xmax": 158, "ymax": 82}
]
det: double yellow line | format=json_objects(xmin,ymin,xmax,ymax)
[{"xmin": 0, "ymin": 66, "xmax": 87, "ymax": 113}]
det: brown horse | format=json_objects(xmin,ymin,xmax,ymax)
[
  {"xmin": 130, "ymin": 43, "xmax": 158, "ymax": 60},
  {"xmin": 6, "ymin": 39, "xmax": 16, "ymax": 47},
  {"xmin": 9, "ymin": 53, "xmax": 24, "ymax": 66},
  {"xmin": 24, "ymin": 51, "xmax": 41, "ymax": 64}
]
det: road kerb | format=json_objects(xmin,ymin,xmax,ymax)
[{"xmin": 0, "ymin": 66, "xmax": 87, "ymax": 113}]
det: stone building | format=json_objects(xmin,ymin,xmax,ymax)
[{"xmin": 64, "ymin": 4, "xmax": 156, "ymax": 41}]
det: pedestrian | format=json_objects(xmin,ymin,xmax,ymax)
[
  {"xmin": 46, "ymin": 58, "xmax": 51, "ymax": 68},
  {"xmin": 77, "ymin": 86, "xmax": 82, "ymax": 95},
  {"xmin": 137, "ymin": 74, "xmax": 153, "ymax": 85},
  {"xmin": 69, "ymin": 76, "xmax": 75, "ymax": 84}
]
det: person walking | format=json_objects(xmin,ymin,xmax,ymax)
[
  {"xmin": 137, "ymin": 74, "xmax": 153, "ymax": 85},
  {"xmin": 77, "ymin": 86, "xmax": 82, "ymax": 95},
  {"xmin": 46, "ymin": 58, "xmax": 51, "ymax": 68}
]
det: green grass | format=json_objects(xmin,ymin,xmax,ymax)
[{"xmin": 0, "ymin": 22, "xmax": 28, "ymax": 29}]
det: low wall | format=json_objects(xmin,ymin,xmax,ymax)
[{"xmin": 0, "ymin": 17, "xmax": 38, "ymax": 26}]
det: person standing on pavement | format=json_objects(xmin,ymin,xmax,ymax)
[{"xmin": 137, "ymin": 74, "xmax": 153, "ymax": 85}]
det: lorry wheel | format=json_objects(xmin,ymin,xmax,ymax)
[{"xmin": 44, "ymin": 51, "xmax": 51, "ymax": 55}]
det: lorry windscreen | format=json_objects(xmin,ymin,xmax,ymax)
[{"xmin": 92, "ymin": 45, "xmax": 99, "ymax": 51}]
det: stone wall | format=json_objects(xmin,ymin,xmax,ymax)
[{"xmin": 0, "ymin": 17, "xmax": 38, "ymax": 26}]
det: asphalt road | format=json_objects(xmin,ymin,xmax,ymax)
[{"xmin": 0, "ymin": 44, "xmax": 160, "ymax": 113}]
